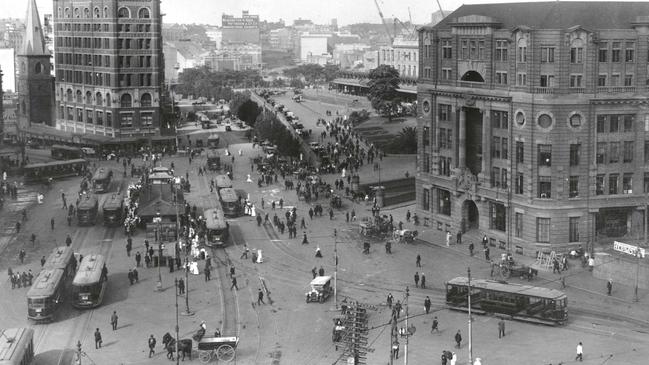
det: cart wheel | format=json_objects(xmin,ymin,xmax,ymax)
[
  {"xmin": 216, "ymin": 344, "xmax": 235, "ymax": 362},
  {"xmin": 199, "ymin": 350, "xmax": 212, "ymax": 363}
]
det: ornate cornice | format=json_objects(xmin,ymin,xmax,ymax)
[{"xmin": 423, "ymin": 89, "xmax": 512, "ymax": 103}]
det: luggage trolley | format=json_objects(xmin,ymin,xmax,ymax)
[{"xmin": 198, "ymin": 336, "xmax": 239, "ymax": 363}]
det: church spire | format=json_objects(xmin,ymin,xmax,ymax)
[{"xmin": 20, "ymin": 0, "xmax": 48, "ymax": 56}]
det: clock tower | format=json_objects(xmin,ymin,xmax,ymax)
[{"xmin": 16, "ymin": 0, "xmax": 53, "ymax": 127}]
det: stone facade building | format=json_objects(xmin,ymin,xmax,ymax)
[{"xmin": 416, "ymin": 2, "xmax": 649, "ymax": 253}]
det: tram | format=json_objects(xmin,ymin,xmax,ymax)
[
  {"xmin": 51, "ymin": 144, "xmax": 83, "ymax": 160},
  {"xmin": 26, "ymin": 269, "xmax": 66, "ymax": 322},
  {"xmin": 102, "ymin": 193, "xmax": 125, "ymax": 226},
  {"xmin": 207, "ymin": 134, "xmax": 220, "ymax": 149},
  {"xmin": 445, "ymin": 277, "xmax": 568, "ymax": 325},
  {"xmin": 204, "ymin": 207, "xmax": 229, "ymax": 247},
  {"xmin": 43, "ymin": 246, "xmax": 77, "ymax": 278},
  {"xmin": 0, "ymin": 328, "xmax": 34, "ymax": 365},
  {"xmin": 72, "ymin": 254, "xmax": 108, "ymax": 309},
  {"xmin": 207, "ymin": 149, "xmax": 221, "ymax": 171},
  {"xmin": 77, "ymin": 194, "xmax": 99, "ymax": 225},
  {"xmin": 92, "ymin": 167, "xmax": 113, "ymax": 193},
  {"xmin": 218, "ymin": 188, "xmax": 242, "ymax": 218},
  {"xmin": 215, "ymin": 174, "xmax": 232, "ymax": 191},
  {"xmin": 23, "ymin": 159, "xmax": 87, "ymax": 184}
]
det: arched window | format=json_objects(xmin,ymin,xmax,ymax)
[
  {"xmin": 73, "ymin": 8, "xmax": 80, "ymax": 18},
  {"xmin": 64, "ymin": 8, "xmax": 70, "ymax": 18},
  {"xmin": 83, "ymin": 8, "xmax": 90, "ymax": 18},
  {"xmin": 106, "ymin": 93, "xmax": 112, "ymax": 107},
  {"xmin": 60, "ymin": 88, "xmax": 64, "ymax": 99},
  {"xmin": 103, "ymin": 6, "xmax": 109, "ymax": 18},
  {"xmin": 117, "ymin": 7, "xmax": 130, "ymax": 18},
  {"xmin": 34, "ymin": 62, "xmax": 43, "ymax": 74},
  {"xmin": 57, "ymin": 7, "xmax": 62, "ymax": 18},
  {"xmin": 66, "ymin": 89, "xmax": 73, "ymax": 102},
  {"xmin": 76, "ymin": 90, "xmax": 82, "ymax": 103},
  {"xmin": 94, "ymin": 7, "xmax": 100, "ymax": 18},
  {"xmin": 86, "ymin": 91, "xmax": 92, "ymax": 103},
  {"xmin": 140, "ymin": 93, "xmax": 152, "ymax": 107},
  {"xmin": 138, "ymin": 8, "xmax": 150, "ymax": 19},
  {"xmin": 96, "ymin": 92, "xmax": 103, "ymax": 106},
  {"xmin": 120, "ymin": 93, "xmax": 132, "ymax": 107}
]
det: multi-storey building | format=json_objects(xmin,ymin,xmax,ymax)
[
  {"xmin": 379, "ymin": 35, "xmax": 418, "ymax": 78},
  {"xmin": 416, "ymin": 2, "xmax": 649, "ymax": 253},
  {"xmin": 53, "ymin": 0, "xmax": 164, "ymax": 139}
]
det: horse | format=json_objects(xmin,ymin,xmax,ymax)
[{"xmin": 162, "ymin": 332, "xmax": 192, "ymax": 361}]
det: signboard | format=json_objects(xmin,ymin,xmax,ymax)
[
  {"xmin": 222, "ymin": 16, "xmax": 259, "ymax": 28},
  {"xmin": 613, "ymin": 241, "xmax": 646, "ymax": 258}
]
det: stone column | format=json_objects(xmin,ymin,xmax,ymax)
[
  {"xmin": 458, "ymin": 107, "xmax": 466, "ymax": 169},
  {"xmin": 481, "ymin": 108, "xmax": 491, "ymax": 179}
]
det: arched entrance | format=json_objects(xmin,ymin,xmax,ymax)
[
  {"xmin": 460, "ymin": 71, "xmax": 485, "ymax": 83},
  {"xmin": 462, "ymin": 200, "xmax": 479, "ymax": 232}
]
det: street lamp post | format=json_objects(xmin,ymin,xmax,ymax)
[
  {"xmin": 174, "ymin": 278, "xmax": 180, "ymax": 365},
  {"xmin": 334, "ymin": 229, "xmax": 338, "ymax": 310},
  {"xmin": 155, "ymin": 214, "xmax": 163, "ymax": 291},
  {"xmin": 468, "ymin": 267, "xmax": 473, "ymax": 365}
]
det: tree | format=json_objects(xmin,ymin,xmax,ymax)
[
  {"xmin": 367, "ymin": 65, "xmax": 400, "ymax": 121},
  {"xmin": 386, "ymin": 126, "xmax": 417, "ymax": 154},
  {"xmin": 237, "ymin": 100, "xmax": 261, "ymax": 127}
]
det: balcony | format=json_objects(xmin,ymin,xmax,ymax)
[
  {"xmin": 596, "ymin": 86, "xmax": 636, "ymax": 93},
  {"xmin": 533, "ymin": 87, "xmax": 556, "ymax": 94}
]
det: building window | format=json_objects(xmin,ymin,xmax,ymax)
[
  {"xmin": 569, "ymin": 217, "xmax": 580, "ymax": 242},
  {"xmin": 569, "ymin": 176, "xmax": 579, "ymax": 198},
  {"xmin": 67, "ymin": 107, "xmax": 73, "ymax": 120},
  {"xmin": 140, "ymin": 93, "xmax": 152, "ymax": 107},
  {"xmin": 141, "ymin": 112, "xmax": 153, "ymax": 126},
  {"xmin": 609, "ymin": 142, "xmax": 619, "ymax": 163},
  {"xmin": 625, "ymin": 42, "xmax": 635, "ymax": 62},
  {"xmin": 117, "ymin": 7, "xmax": 130, "ymax": 18},
  {"xmin": 540, "ymin": 74, "xmax": 554, "ymax": 87},
  {"xmin": 624, "ymin": 115, "xmax": 634, "ymax": 132},
  {"xmin": 609, "ymin": 174, "xmax": 619, "ymax": 194},
  {"xmin": 515, "ymin": 213, "xmax": 523, "ymax": 238},
  {"xmin": 86, "ymin": 109, "xmax": 93, "ymax": 124},
  {"xmin": 623, "ymin": 141, "xmax": 634, "ymax": 163},
  {"xmin": 517, "ymin": 73, "xmax": 527, "ymax": 86},
  {"xmin": 645, "ymin": 140, "xmax": 649, "ymax": 162},
  {"xmin": 76, "ymin": 108, "xmax": 83, "ymax": 122},
  {"xmin": 541, "ymin": 47, "xmax": 555, "ymax": 62},
  {"xmin": 492, "ymin": 137, "xmax": 501, "ymax": 159},
  {"xmin": 501, "ymin": 168, "xmax": 508, "ymax": 189},
  {"xmin": 516, "ymin": 141, "xmax": 524, "ymax": 163},
  {"xmin": 490, "ymin": 202, "xmax": 506, "ymax": 232},
  {"xmin": 491, "ymin": 167, "xmax": 501, "ymax": 187},
  {"xmin": 423, "ymin": 67, "xmax": 431, "ymax": 78},
  {"xmin": 502, "ymin": 138, "xmax": 508, "ymax": 159},
  {"xmin": 612, "ymin": 42, "xmax": 621, "ymax": 62},
  {"xmin": 120, "ymin": 94, "xmax": 132, "ymax": 108},
  {"xmin": 517, "ymin": 41, "xmax": 527, "ymax": 62},
  {"xmin": 570, "ymin": 39, "xmax": 584, "ymax": 63},
  {"xmin": 138, "ymin": 8, "xmax": 150, "ymax": 18},
  {"xmin": 644, "ymin": 173, "xmax": 649, "ymax": 193},
  {"xmin": 611, "ymin": 74, "xmax": 620, "ymax": 86},
  {"xmin": 96, "ymin": 111, "xmax": 103, "ymax": 126},
  {"xmin": 437, "ymin": 189, "xmax": 451, "ymax": 216},
  {"xmin": 106, "ymin": 112, "xmax": 112, "ymax": 125},
  {"xmin": 515, "ymin": 173, "xmax": 524, "ymax": 194},
  {"xmin": 597, "ymin": 115, "xmax": 606, "ymax": 133},
  {"xmin": 624, "ymin": 74, "xmax": 633, "ymax": 86},
  {"xmin": 120, "ymin": 112, "xmax": 133, "ymax": 128},
  {"xmin": 596, "ymin": 174, "xmax": 605, "ymax": 195},
  {"xmin": 495, "ymin": 40, "xmax": 508, "ymax": 61},
  {"xmin": 422, "ymin": 153, "xmax": 430, "ymax": 173},
  {"xmin": 623, "ymin": 173, "xmax": 633, "ymax": 194},
  {"xmin": 492, "ymin": 111, "xmax": 508, "ymax": 129},
  {"xmin": 495, "ymin": 71, "xmax": 508, "ymax": 85},
  {"xmin": 570, "ymin": 144, "xmax": 580, "ymax": 166},
  {"xmin": 569, "ymin": 113, "xmax": 582, "ymax": 128},
  {"xmin": 598, "ymin": 74, "xmax": 607, "ymax": 87},
  {"xmin": 461, "ymin": 40, "xmax": 468, "ymax": 59},
  {"xmin": 570, "ymin": 74, "xmax": 583, "ymax": 87},
  {"xmin": 442, "ymin": 68, "xmax": 452, "ymax": 80},
  {"xmin": 599, "ymin": 44, "xmax": 608, "ymax": 62},
  {"xmin": 438, "ymin": 104, "xmax": 451, "ymax": 121},
  {"xmin": 422, "ymin": 188, "xmax": 430, "ymax": 211},
  {"xmin": 442, "ymin": 40, "xmax": 452, "ymax": 59},
  {"xmin": 538, "ymin": 176, "xmax": 551, "ymax": 198},
  {"xmin": 538, "ymin": 144, "xmax": 552, "ymax": 166},
  {"xmin": 537, "ymin": 218, "xmax": 550, "ymax": 243},
  {"xmin": 439, "ymin": 157, "xmax": 451, "ymax": 176}
]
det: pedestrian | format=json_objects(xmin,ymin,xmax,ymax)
[
  {"xmin": 416, "ymin": 254, "xmax": 421, "ymax": 267},
  {"xmin": 346, "ymin": 211, "xmax": 349, "ymax": 223},
  {"xmin": 177, "ymin": 277, "xmax": 185, "ymax": 295},
  {"xmin": 30, "ymin": 233, "xmax": 36, "ymax": 246},
  {"xmin": 128, "ymin": 269, "xmax": 134, "ymax": 285},
  {"xmin": 456, "ymin": 231, "xmax": 462, "ymax": 244},
  {"xmin": 19, "ymin": 249, "xmax": 26, "ymax": 264},
  {"xmin": 319, "ymin": 266, "xmax": 325, "ymax": 276},
  {"xmin": 302, "ymin": 232, "xmax": 309, "ymax": 244},
  {"xmin": 126, "ymin": 236, "xmax": 132, "ymax": 257},
  {"xmin": 450, "ymin": 352, "xmax": 457, "ymax": 365},
  {"xmin": 133, "ymin": 268, "xmax": 139, "ymax": 282},
  {"xmin": 498, "ymin": 318, "xmax": 505, "ymax": 338},
  {"xmin": 424, "ymin": 296, "xmax": 431, "ymax": 314},
  {"xmin": 15, "ymin": 221, "xmax": 20, "ymax": 234},
  {"xmin": 144, "ymin": 254, "xmax": 151, "ymax": 268},
  {"xmin": 51, "ymin": 218, "xmax": 55, "ymax": 231},
  {"xmin": 414, "ymin": 272, "xmax": 419, "ymax": 287},
  {"xmin": 40, "ymin": 256, "xmax": 46, "ymax": 267},
  {"xmin": 446, "ymin": 231, "xmax": 451, "ymax": 246},
  {"xmin": 420, "ymin": 273, "xmax": 426, "ymax": 289},
  {"xmin": 135, "ymin": 251, "xmax": 142, "ymax": 267},
  {"xmin": 387, "ymin": 293, "xmax": 393, "ymax": 308},
  {"xmin": 454, "ymin": 330, "xmax": 462, "ymax": 348},
  {"xmin": 482, "ymin": 234, "xmax": 488, "ymax": 248},
  {"xmin": 230, "ymin": 276, "xmax": 238, "ymax": 290},
  {"xmin": 204, "ymin": 265, "xmax": 211, "ymax": 281},
  {"xmin": 607, "ymin": 279, "xmax": 612, "ymax": 295},
  {"xmin": 575, "ymin": 342, "xmax": 583, "ymax": 361},
  {"xmin": 230, "ymin": 266, "xmax": 235, "ymax": 278},
  {"xmin": 111, "ymin": 311, "xmax": 118, "ymax": 330},
  {"xmin": 469, "ymin": 242, "xmax": 474, "ymax": 256},
  {"xmin": 484, "ymin": 246, "xmax": 490, "ymax": 261},
  {"xmin": 61, "ymin": 192, "xmax": 67, "ymax": 209},
  {"xmin": 94, "ymin": 328, "xmax": 102, "ymax": 349},
  {"xmin": 148, "ymin": 334, "xmax": 156, "ymax": 358},
  {"xmin": 392, "ymin": 339, "xmax": 400, "ymax": 359},
  {"xmin": 441, "ymin": 351, "xmax": 448, "ymax": 365},
  {"xmin": 27, "ymin": 270, "xmax": 33, "ymax": 285},
  {"xmin": 312, "ymin": 267, "xmax": 317, "ymax": 279},
  {"xmin": 315, "ymin": 247, "xmax": 322, "ymax": 258},
  {"xmin": 257, "ymin": 288, "xmax": 265, "ymax": 305},
  {"xmin": 431, "ymin": 316, "xmax": 439, "ymax": 332},
  {"xmin": 406, "ymin": 210, "xmax": 411, "ymax": 222}
]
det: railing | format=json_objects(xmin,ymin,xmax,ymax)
[
  {"xmin": 596, "ymin": 86, "xmax": 636, "ymax": 93},
  {"xmin": 533, "ymin": 87, "xmax": 556, "ymax": 94}
]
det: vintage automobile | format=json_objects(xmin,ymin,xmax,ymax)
[{"xmin": 306, "ymin": 276, "xmax": 333, "ymax": 303}]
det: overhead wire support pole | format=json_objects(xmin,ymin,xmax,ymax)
[
  {"xmin": 468, "ymin": 268, "xmax": 473, "ymax": 365},
  {"xmin": 404, "ymin": 286, "xmax": 409, "ymax": 365}
]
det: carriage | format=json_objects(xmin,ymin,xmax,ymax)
[
  {"xmin": 359, "ymin": 215, "xmax": 391, "ymax": 238},
  {"xmin": 198, "ymin": 336, "xmax": 239, "ymax": 363}
]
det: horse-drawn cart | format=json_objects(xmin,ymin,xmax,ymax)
[{"xmin": 198, "ymin": 336, "xmax": 239, "ymax": 363}]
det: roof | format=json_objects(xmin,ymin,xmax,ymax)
[
  {"xmin": 24, "ymin": 159, "xmax": 87, "ymax": 170},
  {"xmin": 77, "ymin": 194, "xmax": 98, "ymax": 210},
  {"xmin": 432, "ymin": 2, "xmax": 649, "ymax": 31},
  {"xmin": 447, "ymin": 277, "xmax": 566, "ymax": 299},
  {"xmin": 310, "ymin": 276, "xmax": 332, "ymax": 286},
  {"xmin": 92, "ymin": 167, "xmax": 112, "ymax": 180},
  {"xmin": 204, "ymin": 208, "xmax": 227, "ymax": 229},
  {"xmin": 43, "ymin": 246, "xmax": 74, "ymax": 271},
  {"xmin": 20, "ymin": 0, "xmax": 48, "ymax": 56},
  {"xmin": 27, "ymin": 269, "xmax": 64, "ymax": 298},
  {"xmin": 102, "ymin": 193, "xmax": 124, "ymax": 210},
  {"xmin": 72, "ymin": 254, "xmax": 106, "ymax": 286},
  {"xmin": 215, "ymin": 174, "xmax": 232, "ymax": 188},
  {"xmin": 218, "ymin": 187, "xmax": 238, "ymax": 202},
  {"xmin": 0, "ymin": 328, "xmax": 34, "ymax": 361}
]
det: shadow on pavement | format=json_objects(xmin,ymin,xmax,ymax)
[{"xmin": 33, "ymin": 348, "xmax": 75, "ymax": 365}]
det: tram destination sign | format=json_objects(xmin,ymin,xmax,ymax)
[{"xmin": 613, "ymin": 241, "xmax": 646, "ymax": 258}]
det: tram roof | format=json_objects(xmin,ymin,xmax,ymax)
[
  {"xmin": 207, "ymin": 134, "xmax": 220, "ymax": 141},
  {"xmin": 43, "ymin": 246, "xmax": 74, "ymax": 271},
  {"xmin": 27, "ymin": 269, "xmax": 65, "ymax": 298},
  {"xmin": 102, "ymin": 193, "xmax": 124, "ymax": 210},
  {"xmin": 73, "ymin": 254, "xmax": 106, "ymax": 286},
  {"xmin": 204, "ymin": 208, "xmax": 227, "ymax": 229},
  {"xmin": 77, "ymin": 194, "xmax": 98, "ymax": 209},
  {"xmin": 447, "ymin": 277, "xmax": 566, "ymax": 299},
  {"xmin": 0, "ymin": 328, "xmax": 34, "ymax": 362},
  {"xmin": 92, "ymin": 167, "xmax": 112, "ymax": 180},
  {"xmin": 24, "ymin": 158, "xmax": 87, "ymax": 169},
  {"xmin": 51, "ymin": 144, "xmax": 81, "ymax": 151},
  {"xmin": 218, "ymin": 187, "xmax": 238, "ymax": 202},
  {"xmin": 215, "ymin": 174, "xmax": 232, "ymax": 187}
]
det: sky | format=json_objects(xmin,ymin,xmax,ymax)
[{"xmin": 4, "ymin": 0, "xmax": 645, "ymax": 26}]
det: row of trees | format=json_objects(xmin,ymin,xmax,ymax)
[
  {"xmin": 176, "ymin": 66, "xmax": 264, "ymax": 99},
  {"xmin": 282, "ymin": 64, "xmax": 341, "ymax": 84}
]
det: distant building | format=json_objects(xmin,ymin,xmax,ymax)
[
  {"xmin": 221, "ymin": 11, "xmax": 260, "ymax": 46},
  {"xmin": 0, "ymin": 48, "xmax": 15, "ymax": 92},
  {"xmin": 53, "ymin": 0, "xmax": 167, "ymax": 145},
  {"xmin": 204, "ymin": 27, "xmax": 222, "ymax": 49},
  {"xmin": 331, "ymin": 18, "xmax": 338, "ymax": 32},
  {"xmin": 333, "ymin": 43, "xmax": 371, "ymax": 69},
  {"xmin": 269, "ymin": 28, "xmax": 293, "ymax": 51},
  {"xmin": 300, "ymin": 33, "xmax": 331, "ymax": 63},
  {"xmin": 202, "ymin": 44, "xmax": 262, "ymax": 72},
  {"xmin": 379, "ymin": 35, "xmax": 418, "ymax": 78},
  {"xmin": 363, "ymin": 50, "xmax": 379, "ymax": 70},
  {"xmin": 163, "ymin": 41, "xmax": 204, "ymax": 82},
  {"xmin": 293, "ymin": 18, "xmax": 313, "ymax": 28}
]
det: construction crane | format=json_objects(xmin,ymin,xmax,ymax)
[
  {"xmin": 436, "ymin": 0, "xmax": 446, "ymax": 18},
  {"xmin": 393, "ymin": 18, "xmax": 415, "ymax": 37},
  {"xmin": 373, "ymin": 0, "xmax": 394, "ymax": 44}
]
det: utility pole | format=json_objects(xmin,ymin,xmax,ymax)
[
  {"xmin": 334, "ymin": 229, "xmax": 338, "ymax": 310},
  {"xmin": 404, "ymin": 286, "xmax": 409, "ymax": 365},
  {"xmin": 174, "ymin": 278, "xmax": 180, "ymax": 365},
  {"xmin": 635, "ymin": 248, "xmax": 640, "ymax": 302},
  {"xmin": 468, "ymin": 268, "xmax": 473, "ymax": 365}
]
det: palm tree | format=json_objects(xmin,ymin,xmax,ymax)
[{"xmin": 390, "ymin": 127, "xmax": 417, "ymax": 154}]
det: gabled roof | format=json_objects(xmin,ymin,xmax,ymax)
[
  {"xmin": 20, "ymin": 0, "xmax": 48, "ymax": 56},
  {"xmin": 433, "ymin": 2, "xmax": 649, "ymax": 31}
]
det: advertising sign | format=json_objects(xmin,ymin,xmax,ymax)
[{"xmin": 613, "ymin": 241, "xmax": 646, "ymax": 258}]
